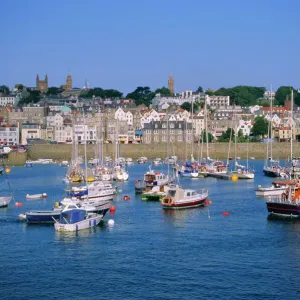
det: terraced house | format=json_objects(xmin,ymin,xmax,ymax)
[{"xmin": 143, "ymin": 115, "xmax": 193, "ymax": 144}]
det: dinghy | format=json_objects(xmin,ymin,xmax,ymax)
[{"xmin": 26, "ymin": 193, "xmax": 47, "ymax": 200}]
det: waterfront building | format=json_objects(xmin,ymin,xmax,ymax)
[
  {"xmin": 36, "ymin": 74, "xmax": 48, "ymax": 93},
  {"xmin": 263, "ymin": 91, "xmax": 276, "ymax": 100},
  {"xmin": 21, "ymin": 123, "xmax": 41, "ymax": 144},
  {"xmin": 142, "ymin": 114, "xmax": 193, "ymax": 144},
  {"xmin": 236, "ymin": 119, "xmax": 253, "ymax": 137},
  {"xmin": 73, "ymin": 124, "xmax": 96, "ymax": 144},
  {"xmin": 192, "ymin": 111, "xmax": 205, "ymax": 140},
  {"xmin": 0, "ymin": 95, "xmax": 16, "ymax": 107},
  {"xmin": 0, "ymin": 124, "xmax": 19, "ymax": 145}
]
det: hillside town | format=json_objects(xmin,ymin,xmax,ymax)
[{"xmin": 0, "ymin": 74, "xmax": 298, "ymax": 146}]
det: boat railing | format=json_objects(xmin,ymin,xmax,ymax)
[{"xmin": 267, "ymin": 195, "xmax": 300, "ymax": 205}]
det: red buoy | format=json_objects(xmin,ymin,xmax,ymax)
[
  {"xmin": 123, "ymin": 195, "xmax": 130, "ymax": 201},
  {"xmin": 204, "ymin": 200, "xmax": 212, "ymax": 205},
  {"xmin": 222, "ymin": 211, "xmax": 230, "ymax": 216},
  {"xmin": 15, "ymin": 202, "xmax": 23, "ymax": 207},
  {"xmin": 110, "ymin": 205, "xmax": 116, "ymax": 213}
]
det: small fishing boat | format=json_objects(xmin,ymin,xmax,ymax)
[
  {"xmin": 26, "ymin": 193, "xmax": 47, "ymax": 200},
  {"xmin": 141, "ymin": 185, "xmax": 170, "ymax": 201},
  {"xmin": 0, "ymin": 196, "xmax": 12, "ymax": 208},
  {"xmin": 60, "ymin": 161, "xmax": 69, "ymax": 167},
  {"xmin": 249, "ymin": 157, "xmax": 255, "ymax": 160},
  {"xmin": 161, "ymin": 185, "xmax": 208, "ymax": 209},
  {"xmin": 256, "ymin": 180, "xmax": 294, "ymax": 197},
  {"xmin": 137, "ymin": 157, "xmax": 147, "ymax": 164},
  {"xmin": 153, "ymin": 158, "xmax": 162, "ymax": 166},
  {"xmin": 54, "ymin": 208, "xmax": 102, "ymax": 232},
  {"xmin": 126, "ymin": 158, "xmax": 133, "ymax": 164},
  {"xmin": 134, "ymin": 169, "xmax": 171, "ymax": 193}
]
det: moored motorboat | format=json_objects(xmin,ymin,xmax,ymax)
[
  {"xmin": 266, "ymin": 182, "xmax": 300, "ymax": 218},
  {"xmin": 54, "ymin": 209, "xmax": 102, "ymax": 232},
  {"xmin": 161, "ymin": 185, "xmax": 208, "ymax": 209},
  {"xmin": 141, "ymin": 185, "xmax": 170, "ymax": 201},
  {"xmin": 0, "ymin": 196, "xmax": 12, "ymax": 208},
  {"xmin": 255, "ymin": 180, "xmax": 292, "ymax": 197}
]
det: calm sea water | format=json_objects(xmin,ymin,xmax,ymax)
[{"xmin": 0, "ymin": 161, "xmax": 299, "ymax": 300}]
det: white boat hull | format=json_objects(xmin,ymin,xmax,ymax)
[
  {"xmin": 255, "ymin": 188, "xmax": 286, "ymax": 197},
  {"xmin": 54, "ymin": 215, "xmax": 102, "ymax": 232}
]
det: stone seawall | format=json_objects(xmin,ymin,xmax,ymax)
[
  {"xmin": 22, "ymin": 142, "xmax": 298, "ymax": 161},
  {"xmin": 3, "ymin": 142, "xmax": 298, "ymax": 165}
]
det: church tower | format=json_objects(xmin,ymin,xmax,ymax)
[
  {"xmin": 62, "ymin": 74, "xmax": 72, "ymax": 90},
  {"xmin": 168, "ymin": 75, "xmax": 174, "ymax": 94},
  {"xmin": 36, "ymin": 74, "xmax": 48, "ymax": 93}
]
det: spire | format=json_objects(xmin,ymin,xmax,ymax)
[
  {"xmin": 36, "ymin": 74, "xmax": 39, "ymax": 80},
  {"xmin": 45, "ymin": 74, "xmax": 48, "ymax": 82}
]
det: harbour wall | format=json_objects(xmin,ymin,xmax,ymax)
[{"xmin": 4, "ymin": 142, "xmax": 298, "ymax": 165}]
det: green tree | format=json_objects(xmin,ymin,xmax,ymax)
[
  {"xmin": 275, "ymin": 86, "xmax": 292, "ymax": 105},
  {"xmin": 126, "ymin": 86, "xmax": 154, "ymax": 106},
  {"xmin": 155, "ymin": 86, "xmax": 172, "ymax": 96},
  {"xmin": 0, "ymin": 85, "xmax": 10, "ymax": 94},
  {"xmin": 219, "ymin": 128, "xmax": 235, "ymax": 142},
  {"xmin": 238, "ymin": 129, "xmax": 243, "ymax": 138},
  {"xmin": 251, "ymin": 116, "xmax": 268, "ymax": 137},
  {"xmin": 196, "ymin": 86, "xmax": 203, "ymax": 93},
  {"xmin": 47, "ymin": 87, "xmax": 63, "ymax": 95},
  {"xmin": 213, "ymin": 86, "xmax": 266, "ymax": 106},
  {"xmin": 201, "ymin": 130, "xmax": 214, "ymax": 143},
  {"xmin": 18, "ymin": 90, "xmax": 41, "ymax": 105}
]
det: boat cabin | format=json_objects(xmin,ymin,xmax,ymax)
[{"xmin": 59, "ymin": 209, "xmax": 86, "ymax": 224}]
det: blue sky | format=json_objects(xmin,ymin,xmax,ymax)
[{"xmin": 1, "ymin": 0, "xmax": 299, "ymax": 94}]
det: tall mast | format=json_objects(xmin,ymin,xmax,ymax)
[
  {"xmin": 191, "ymin": 98, "xmax": 194, "ymax": 160},
  {"xmin": 234, "ymin": 110, "xmax": 237, "ymax": 171},
  {"xmin": 270, "ymin": 84, "xmax": 273, "ymax": 161},
  {"xmin": 84, "ymin": 114, "xmax": 88, "ymax": 187},
  {"xmin": 205, "ymin": 99, "xmax": 209, "ymax": 159},
  {"xmin": 291, "ymin": 88, "xmax": 294, "ymax": 161}
]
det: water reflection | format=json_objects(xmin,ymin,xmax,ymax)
[{"xmin": 162, "ymin": 207, "xmax": 208, "ymax": 226}]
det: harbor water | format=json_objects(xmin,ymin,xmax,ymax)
[{"xmin": 0, "ymin": 161, "xmax": 300, "ymax": 300}]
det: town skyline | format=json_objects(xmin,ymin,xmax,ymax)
[{"xmin": 1, "ymin": 0, "xmax": 300, "ymax": 93}]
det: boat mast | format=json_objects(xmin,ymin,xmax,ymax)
[
  {"xmin": 270, "ymin": 84, "xmax": 273, "ymax": 161},
  {"xmin": 205, "ymin": 99, "xmax": 209, "ymax": 159},
  {"xmin": 234, "ymin": 107, "xmax": 237, "ymax": 171},
  {"xmin": 115, "ymin": 119, "xmax": 119, "ymax": 162},
  {"xmin": 185, "ymin": 118, "xmax": 187, "ymax": 162},
  {"xmin": 191, "ymin": 98, "xmax": 194, "ymax": 161},
  {"xmin": 290, "ymin": 88, "xmax": 294, "ymax": 162},
  {"xmin": 83, "ymin": 115, "xmax": 88, "ymax": 189}
]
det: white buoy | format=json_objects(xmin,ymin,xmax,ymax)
[{"xmin": 108, "ymin": 219, "xmax": 115, "ymax": 227}]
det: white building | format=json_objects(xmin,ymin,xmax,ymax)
[
  {"xmin": 55, "ymin": 124, "xmax": 73, "ymax": 143},
  {"xmin": 264, "ymin": 91, "xmax": 276, "ymax": 100},
  {"xmin": 115, "ymin": 107, "xmax": 133, "ymax": 126},
  {"xmin": 0, "ymin": 125, "xmax": 19, "ymax": 145},
  {"xmin": 206, "ymin": 96, "xmax": 230, "ymax": 107},
  {"xmin": 0, "ymin": 95, "xmax": 16, "ymax": 106},
  {"xmin": 47, "ymin": 113, "xmax": 64, "ymax": 127},
  {"xmin": 21, "ymin": 123, "xmax": 41, "ymax": 145},
  {"xmin": 237, "ymin": 120, "xmax": 253, "ymax": 136},
  {"xmin": 73, "ymin": 124, "xmax": 96, "ymax": 144}
]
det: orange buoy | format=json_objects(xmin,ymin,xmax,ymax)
[
  {"xmin": 204, "ymin": 200, "xmax": 212, "ymax": 205},
  {"xmin": 222, "ymin": 211, "xmax": 230, "ymax": 216},
  {"xmin": 110, "ymin": 205, "xmax": 116, "ymax": 213},
  {"xmin": 123, "ymin": 195, "xmax": 130, "ymax": 201},
  {"xmin": 15, "ymin": 202, "xmax": 23, "ymax": 207}
]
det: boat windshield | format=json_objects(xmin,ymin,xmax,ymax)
[
  {"xmin": 145, "ymin": 175, "xmax": 155, "ymax": 181},
  {"xmin": 60, "ymin": 209, "xmax": 86, "ymax": 224},
  {"xmin": 169, "ymin": 189, "xmax": 176, "ymax": 197}
]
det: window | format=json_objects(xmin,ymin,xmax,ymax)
[
  {"xmin": 170, "ymin": 123, "xmax": 175, "ymax": 128},
  {"xmin": 162, "ymin": 136, "xmax": 167, "ymax": 141},
  {"xmin": 179, "ymin": 124, "xmax": 182, "ymax": 129},
  {"xmin": 162, "ymin": 123, "xmax": 166, "ymax": 128}
]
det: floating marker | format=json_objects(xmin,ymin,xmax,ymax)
[{"xmin": 108, "ymin": 219, "xmax": 115, "ymax": 227}]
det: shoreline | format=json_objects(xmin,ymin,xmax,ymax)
[{"xmin": 3, "ymin": 142, "xmax": 298, "ymax": 165}]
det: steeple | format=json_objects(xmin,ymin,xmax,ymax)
[{"xmin": 45, "ymin": 74, "xmax": 48, "ymax": 82}]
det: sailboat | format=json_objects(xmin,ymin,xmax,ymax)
[
  {"xmin": 229, "ymin": 114, "xmax": 255, "ymax": 179},
  {"xmin": 0, "ymin": 162, "xmax": 13, "ymax": 208},
  {"xmin": 112, "ymin": 120, "xmax": 129, "ymax": 181},
  {"xmin": 263, "ymin": 86, "xmax": 286, "ymax": 178}
]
